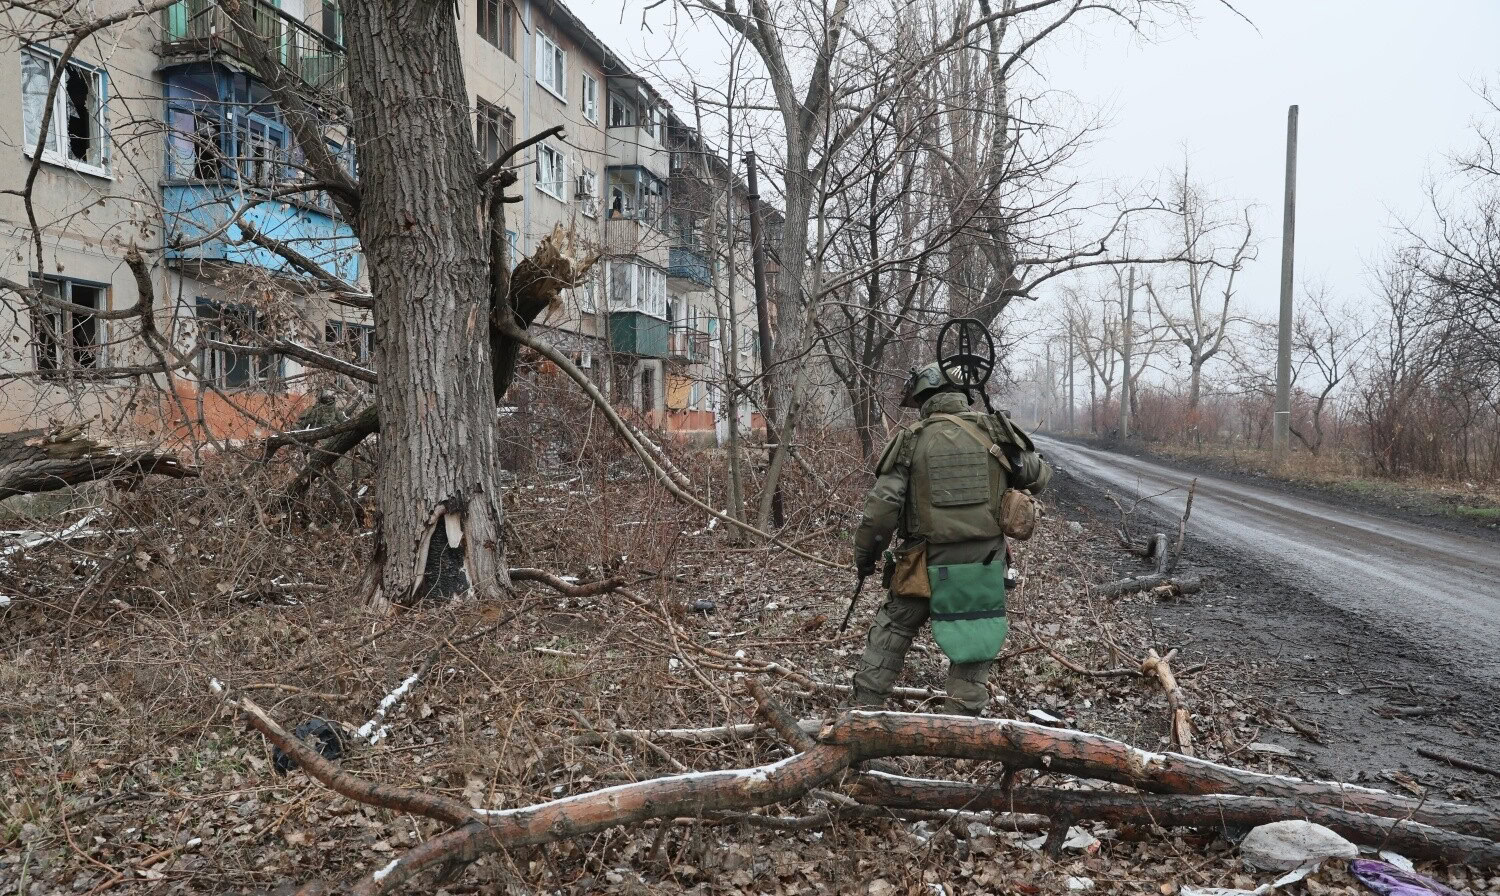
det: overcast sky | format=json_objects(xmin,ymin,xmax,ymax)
[{"xmin": 570, "ymin": 0, "xmax": 1500, "ymax": 322}]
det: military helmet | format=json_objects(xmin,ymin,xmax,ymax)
[{"xmin": 899, "ymin": 362, "xmax": 966, "ymax": 408}]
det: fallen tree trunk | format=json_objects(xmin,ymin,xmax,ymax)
[
  {"xmin": 0, "ymin": 425, "xmax": 196, "ymax": 500},
  {"xmin": 822, "ymin": 713, "xmax": 1500, "ymax": 840},
  {"xmin": 1141, "ymin": 648, "xmax": 1194, "ymax": 756},
  {"xmin": 220, "ymin": 695, "xmax": 1500, "ymax": 895},
  {"xmin": 852, "ymin": 773, "xmax": 1500, "ymax": 866},
  {"xmin": 1089, "ymin": 572, "xmax": 1209, "ymax": 599}
]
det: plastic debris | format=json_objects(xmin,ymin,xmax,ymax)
[
  {"xmin": 272, "ymin": 718, "xmax": 346, "ymax": 775},
  {"xmin": 690, "ymin": 599, "xmax": 716, "ymax": 614},
  {"xmin": 1349, "ymin": 859, "xmax": 1465, "ymax": 896},
  {"xmin": 1239, "ymin": 821, "xmax": 1357, "ymax": 870},
  {"xmin": 1065, "ymin": 876, "xmax": 1093, "ymax": 891},
  {"xmin": 1027, "ymin": 708, "xmax": 1063, "ymax": 724}
]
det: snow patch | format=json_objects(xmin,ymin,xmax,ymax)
[{"xmin": 371, "ymin": 858, "xmax": 401, "ymax": 882}]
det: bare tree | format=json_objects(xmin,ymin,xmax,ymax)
[
  {"xmin": 1288, "ymin": 286, "xmax": 1371, "ymax": 455},
  {"xmin": 1146, "ymin": 166, "xmax": 1256, "ymax": 409}
]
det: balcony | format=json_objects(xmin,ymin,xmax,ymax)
[
  {"xmin": 609, "ymin": 311, "xmax": 669, "ymax": 359},
  {"xmin": 162, "ymin": 0, "xmax": 346, "ymax": 96},
  {"xmin": 668, "ymin": 246, "xmax": 712, "ymax": 289},
  {"xmin": 606, "ymin": 126, "xmax": 669, "ymax": 178},
  {"xmin": 164, "ymin": 183, "xmax": 360, "ymax": 285},
  {"xmin": 668, "ymin": 324, "xmax": 711, "ymax": 363}
]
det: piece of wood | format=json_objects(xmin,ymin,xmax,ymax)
[
  {"xmin": 0, "ymin": 425, "xmax": 195, "ymax": 500},
  {"xmin": 1170, "ymin": 478, "xmax": 1197, "ymax": 572},
  {"xmin": 1141, "ymin": 648, "xmax": 1195, "ymax": 756},
  {"xmin": 1088, "ymin": 572, "xmax": 1209, "ymax": 599},
  {"xmin": 852, "ymin": 773, "xmax": 1500, "ymax": 866},
  {"xmin": 1417, "ymin": 747, "xmax": 1500, "ymax": 780}
]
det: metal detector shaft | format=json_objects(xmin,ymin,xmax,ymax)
[{"xmin": 839, "ymin": 574, "xmax": 868, "ymax": 633}]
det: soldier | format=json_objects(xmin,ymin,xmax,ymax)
[{"xmin": 851, "ymin": 362, "xmax": 1052, "ymax": 715}]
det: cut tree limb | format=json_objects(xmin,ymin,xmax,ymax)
[
  {"xmin": 1088, "ymin": 572, "xmax": 1209, "ymax": 599},
  {"xmin": 852, "ymin": 773, "xmax": 1500, "ymax": 865},
  {"xmin": 0, "ymin": 425, "xmax": 196, "ymax": 501},
  {"xmin": 1141, "ymin": 648, "xmax": 1194, "ymax": 756}
]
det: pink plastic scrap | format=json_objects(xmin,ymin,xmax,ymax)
[{"xmin": 1350, "ymin": 860, "xmax": 1465, "ymax": 896}]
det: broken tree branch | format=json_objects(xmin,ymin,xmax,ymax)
[
  {"xmin": 1170, "ymin": 478, "xmax": 1197, "ymax": 572},
  {"xmin": 0, "ymin": 425, "xmax": 197, "ymax": 500},
  {"xmin": 1141, "ymin": 648, "xmax": 1195, "ymax": 756}
]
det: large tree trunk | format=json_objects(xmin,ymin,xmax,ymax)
[
  {"xmin": 0, "ymin": 425, "xmax": 196, "ymax": 501},
  {"xmin": 343, "ymin": 0, "xmax": 508, "ymax": 605}
]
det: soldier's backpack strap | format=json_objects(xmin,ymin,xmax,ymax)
[
  {"xmin": 988, "ymin": 411, "xmax": 1036, "ymax": 453},
  {"xmin": 929, "ymin": 413, "xmax": 1013, "ymax": 473}
]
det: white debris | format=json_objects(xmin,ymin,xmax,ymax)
[
  {"xmin": 0, "ymin": 595, "xmax": 12, "ymax": 608},
  {"xmin": 1240, "ymin": 821, "xmax": 1357, "ymax": 870},
  {"xmin": 1067, "ymin": 521, "xmax": 1084, "ymax": 535},
  {"xmin": 1027, "ymin": 708, "xmax": 1062, "ymax": 724},
  {"xmin": 1378, "ymin": 850, "xmax": 1415, "ymax": 872},
  {"xmin": 1246, "ymin": 742, "xmax": 1295, "ymax": 757},
  {"xmin": 1065, "ymin": 876, "xmax": 1094, "ymax": 890},
  {"xmin": 371, "ymin": 858, "xmax": 400, "ymax": 881},
  {"xmin": 1062, "ymin": 826, "xmax": 1100, "ymax": 852},
  {"xmin": 356, "ymin": 672, "xmax": 422, "ymax": 744}
]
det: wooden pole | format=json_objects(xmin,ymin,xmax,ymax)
[{"xmin": 1273, "ymin": 105, "xmax": 1299, "ymax": 465}]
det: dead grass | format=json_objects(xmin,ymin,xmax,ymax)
[{"xmin": 1, "ymin": 434, "xmax": 1495, "ymax": 895}]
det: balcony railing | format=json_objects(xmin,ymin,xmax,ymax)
[
  {"xmin": 668, "ymin": 325, "xmax": 711, "ymax": 363},
  {"xmin": 668, "ymin": 246, "xmax": 711, "ymax": 288},
  {"xmin": 162, "ymin": 0, "xmax": 346, "ymax": 95}
]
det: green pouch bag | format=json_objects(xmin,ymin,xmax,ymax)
[{"xmin": 927, "ymin": 560, "xmax": 1008, "ymax": 665}]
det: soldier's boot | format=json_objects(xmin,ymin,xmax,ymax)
[{"xmin": 941, "ymin": 660, "xmax": 993, "ymax": 717}]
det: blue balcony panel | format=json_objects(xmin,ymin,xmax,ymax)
[
  {"xmin": 164, "ymin": 183, "xmax": 360, "ymax": 285},
  {"xmin": 668, "ymin": 246, "xmax": 711, "ymax": 288}
]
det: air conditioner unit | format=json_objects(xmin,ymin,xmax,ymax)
[{"xmin": 574, "ymin": 175, "xmax": 593, "ymax": 200}]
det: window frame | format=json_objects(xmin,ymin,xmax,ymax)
[
  {"xmin": 581, "ymin": 72, "xmax": 599, "ymax": 124},
  {"xmin": 30, "ymin": 274, "xmax": 106, "ymax": 376},
  {"xmin": 325, "ymin": 319, "xmax": 374, "ymax": 366},
  {"xmin": 476, "ymin": 99, "xmax": 514, "ymax": 165},
  {"xmin": 535, "ymin": 143, "xmax": 567, "ymax": 200},
  {"xmin": 196, "ymin": 298, "xmax": 283, "ymax": 391},
  {"xmin": 20, "ymin": 45, "xmax": 111, "ymax": 178},
  {"xmin": 580, "ymin": 168, "xmax": 599, "ymax": 217},
  {"xmin": 536, "ymin": 31, "xmax": 567, "ymax": 101}
]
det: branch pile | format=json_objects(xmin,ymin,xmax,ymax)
[{"xmin": 224, "ymin": 692, "xmax": 1500, "ymax": 896}]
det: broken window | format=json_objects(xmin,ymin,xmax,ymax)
[
  {"xmin": 476, "ymin": 100, "xmax": 514, "ymax": 165},
  {"xmin": 21, "ymin": 46, "xmax": 109, "ymax": 174},
  {"xmin": 197, "ymin": 299, "xmax": 281, "ymax": 390},
  {"xmin": 31, "ymin": 276, "xmax": 103, "ymax": 375},
  {"xmin": 324, "ymin": 319, "xmax": 374, "ymax": 365}
]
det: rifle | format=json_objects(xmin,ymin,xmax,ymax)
[{"xmin": 838, "ymin": 573, "xmax": 868, "ymax": 633}]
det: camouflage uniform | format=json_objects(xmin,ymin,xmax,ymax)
[{"xmin": 851, "ymin": 377, "xmax": 1051, "ymax": 715}]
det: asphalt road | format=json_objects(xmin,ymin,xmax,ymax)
[{"xmin": 1036, "ymin": 437, "xmax": 1500, "ymax": 684}]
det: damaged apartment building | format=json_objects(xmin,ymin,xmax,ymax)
[{"xmin": 0, "ymin": 0, "xmax": 773, "ymax": 445}]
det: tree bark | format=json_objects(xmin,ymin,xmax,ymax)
[
  {"xmin": 342, "ymin": 0, "xmax": 507, "ymax": 605},
  {"xmin": 852, "ymin": 776, "xmax": 1500, "ymax": 866},
  {"xmin": 0, "ymin": 425, "xmax": 196, "ymax": 501}
]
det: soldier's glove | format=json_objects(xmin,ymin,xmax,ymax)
[{"xmin": 853, "ymin": 551, "xmax": 877, "ymax": 579}]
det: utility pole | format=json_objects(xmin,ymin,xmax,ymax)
[
  {"xmin": 1272, "ymin": 104, "xmax": 1299, "ymax": 465},
  {"xmin": 744, "ymin": 150, "xmax": 783, "ymax": 527},
  {"xmin": 1121, "ymin": 267, "xmax": 1134, "ymax": 441}
]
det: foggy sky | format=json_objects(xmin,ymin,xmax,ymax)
[{"xmin": 570, "ymin": 0, "xmax": 1500, "ymax": 323}]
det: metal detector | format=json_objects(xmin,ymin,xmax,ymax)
[{"xmin": 937, "ymin": 317, "xmax": 996, "ymax": 412}]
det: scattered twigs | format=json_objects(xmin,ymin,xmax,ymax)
[
  {"xmin": 1417, "ymin": 747, "xmax": 1500, "ymax": 780},
  {"xmin": 1025, "ymin": 625, "xmax": 1140, "ymax": 678},
  {"xmin": 0, "ymin": 425, "xmax": 197, "ymax": 500},
  {"xmin": 1140, "ymin": 648, "xmax": 1195, "ymax": 756}
]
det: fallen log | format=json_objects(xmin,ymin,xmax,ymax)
[
  {"xmin": 1089, "ymin": 572, "xmax": 1209, "ymax": 599},
  {"xmin": 822, "ymin": 713, "xmax": 1500, "ymax": 841},
  {"xmin": 852, "ymin": 773, "xmax": 1500, "ymax": 865},
  {"xmin": 1141, "ymin": 648, "xmax": 1195, "ymax": 756},
  {"xmin": 220, "ymin": 694, "xmax": 1500, "ymax": 895},
  {"xmin": 0, "ymin": 424, "xmax": 196, "ymax": 500}
]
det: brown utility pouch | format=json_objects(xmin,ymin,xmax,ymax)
[
  {"xmin": 999, "ymin": 488, "xmax": 1040, "ymax": 541},
  {"xmin": 889, "ymin": 543, "xmax": 932, "ymax": 600}
]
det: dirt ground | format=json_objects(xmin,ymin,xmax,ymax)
[
  {"xmin": 2, "ymin": 441, "xmax": 1499, "ymax": 895},
  {"xmin": 1047, "ymin": 465, "xmax": 1500, "ymax": 805}
]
